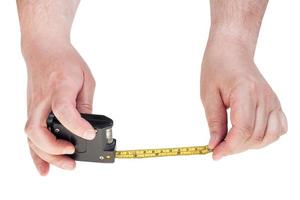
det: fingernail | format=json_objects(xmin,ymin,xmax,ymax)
[
  {"xmin": 208, "ymin": 134, "xmax": 217, "ymax": 149},
  {"xmin": 84, "ymin": 129, "xmax": 96, "ymax": 140},
  {"xmin": 213, "ymin": 154, "xmax": 222, "ymax": 161},
  {"xmin": 61, "ymin": 162, "xmax": 75, "ymax": 170},
  {"xmin": 37, "ymin": 164, "xmax": 48, "ymax": 176},
  {"xmin": 280, "ymin": 112, "xmax": 288, "ymax": 134},
  {"xmin": 64, "ymin": 146, "xmax": 75, "ymax": 154}
]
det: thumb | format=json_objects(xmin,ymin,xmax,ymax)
[
  {"xmin": 52, "ymin": 81, "xmax": 96, "ymax": 140},
  {"xmin": 202, "ymin": 90, "xmax": 228, "ymax": 149},
  {"xmin": 76, "ymin": 74, "xmax": 96, "ymax": 114}
]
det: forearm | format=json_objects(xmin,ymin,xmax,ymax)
[
  {"xmin": 17, "ymin": 0, "xmax": 80, "ymax": 55},
  {"xmin": 202, "ymin": 1, "xmax": 287, "ymax": 159},
  {"xmin": 208, "ymin": 0, "xmax": 268, "ymax": 56}
]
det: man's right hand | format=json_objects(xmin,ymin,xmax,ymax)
[{"xmin": 23, "ymin": 42, "xmax": 96, "ymax": 176}]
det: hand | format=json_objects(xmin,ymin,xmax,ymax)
[
  {"xmin": 23, "ymin": 42, "xmax": 96, "ymax": 175},
  {"xmin": 201, "ymin": 36, "xmax": 288, "ymax": 160}
]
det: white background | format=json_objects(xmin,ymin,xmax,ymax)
[{"xmin": 0, "ymin": 1, "xmax": 299, "ymax": 199}]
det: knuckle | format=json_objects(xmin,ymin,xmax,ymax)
[
  {"xmin": 43, "ymin": 143, "xmax": 63, "ymax": 155},
  {"xmin": 45, "ymin": 145, "xmax": 59, "ymax": 155},
  {"xmin": 52, "ymin": 100, "xmax": 72, "ymax": 117},
  {"xmin": 282, "ymin": 125, "xmax": 288, "ymax": 135},
  {"xmin": 235, "ymin": 78, "xmax": 258, "ymax": 98},
  {"xmin": 269, "ymin": 132, "xmax": 280, "ymax": 142},
  {"xmin": 236, "ymin": 126, "xmax": 252, "ymax": 139},
  {"xmin": 208, "ymin": 118, "xmax": 226, "ymax": 132},
  {"xmin": 272, "ymin": 98, "xmax": 281, "ymax": 110},
  {"xmin": 47, "ymin": 156, "xmax": 65, "ymax": 168},
  {"xmin": 48, "ymin": 72, "xmax": 64, "ymax": 88},
  {"xmin": 46, "ymin": 155, "xmax": 59, "ymax": 164},
  {"xmin": 49, "ymin": 71, "xmax": 78, "ymax": 90},
  {"xmin": 247, "ymin": 80, "xmax": 257, "ymax": 93},
  {"xmin": 78, "ymin": 103, "xmax": 93, "ymax": 113},
  {"xmin": 90, "ymin": 77, "xmax": 96, "ymax": 89},
  {"xmin": 48, "ymin": 71, "xmax": 67, "ymax": 84},
  {"xmin": 262, "ymin": 86, "xmax": 273, "ymax": 99},
  {"xmin": 25, "ymin": 128, "xmax": 64, "ymax": 155},
  {"xmin": 46, "ymin": 138, "xmax": 71, "ymax": 155},
  {"xmin": 248, "ymin": 84, "xmax": 259, "ymax": 99},
  {"xmin": 251, "ymin": 134, "xmax": 264, "ymax": 143},
  {"xmin": 24, "ymin": 122, "xmax": 36, "ymax": 136},
  {"xmin": 264, "ymin": 93, "xmax": 280, "ymax": 109},
  {"xmin": 239, "ymin": 78, "xmax": 256, "ymax": 90}
]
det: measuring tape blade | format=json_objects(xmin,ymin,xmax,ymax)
[{"xmin": 115, "ymin": 145, "xmax": 211, "ymax": 159}]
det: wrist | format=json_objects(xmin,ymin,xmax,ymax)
[
  {"xmin": 21, "ymin": 36, "xmax": 72, "ymax": 61},
  {"xmin": 207, "ymin": 26, "xmax": 258, "ymax": 58}
]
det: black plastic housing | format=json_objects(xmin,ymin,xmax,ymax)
[{"xmin": 47, "ymin": 113, "xmax": 116, "ymax": 163}]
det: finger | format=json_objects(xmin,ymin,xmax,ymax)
[
  {"xmin": 29, "ymin": 145, "xmax": 49, "ymax": 176},
  {"xmin": 202, "ymin": 90, "xmax": 227, "ymax": 149},
  {"xmin": 52, "ymin": 83, "xmax": 96, "ymax": 140},
  {"xmin": 212, "ymin": 89, "xmax": 256, "ymax": 160},
  {"xmin": 25, "ymin": 101, "xmax": 75, "ymax": 155},
  {"xmin": 25, "ymin": 123, "xmax": 75, "ymax": 155},
  {"xmin": 279, "ymin": 110, "xmax": 288, "ymax": 134},
  {"xmin": 29, "ymin": 140, "xmax": 76, "ymax": 170},
  {"xmin": 257, "ymin": 110, "xmax": 281, "ymax": 148},
  {"xmin": 76, "ymin": 72, "xmax": 95, "ymax": 114},
  {"xmin": 248, "ymin": 102, "xmax": 268, "ymax": 147}
]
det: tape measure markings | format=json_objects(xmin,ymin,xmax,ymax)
[{"xmin": 115, "ymin": 145, "xmax": 211, "ymax": 159}]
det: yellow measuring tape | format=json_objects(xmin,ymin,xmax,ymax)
[{"xmin": 115, "ymin": 145, "xmax": 211, "ymax": 159}]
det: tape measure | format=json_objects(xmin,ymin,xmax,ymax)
[
  {"xmin": 115, "ymin": 145, "xmax": 211, "ymax": 159},
  {"xmin": 47, "ymin": 113, "xmax": 211, "ymax": 163}
]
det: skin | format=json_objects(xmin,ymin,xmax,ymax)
[
  {"xmin": 17, "ymin": 0, "xmax": 96, "ymax": 175},
  {"xmin": 202, "ymin": 0, "xmax": 288, "ymax": 160},
  {"xmin": 17, "ymin": 0, "xmax": 287, "ymax": 176}
]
